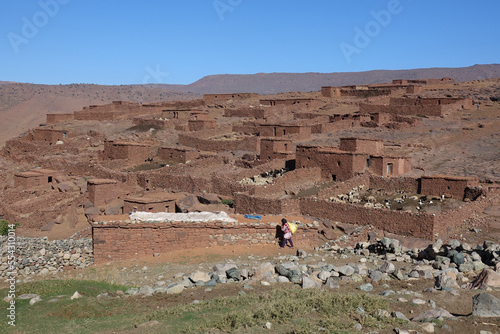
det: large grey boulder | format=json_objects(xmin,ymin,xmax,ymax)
[
  {"xmin": 472, "ymin": 293, "xmax": 500, "ymax": 317},
  {"xmin": 302, "ymin": 276, "xmax": 321, "ymax": 289},
  {"xmin": 379, "ymin": 261, "xmax": 396, "ymax": 274},
  {"xmin": 412, "ymin": 308, "xmax": 454, "ymax": 322},
  {"xmin": 337, "ymin": 265, "xmax": 355, "ymax": 276},
  {"xmin": 189, "ymin": 271, "xmax": 211, "ymax": 283}
]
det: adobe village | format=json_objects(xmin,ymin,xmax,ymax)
[{"xmin": 2, "ymin": 77, "xmax": 500, "ymax": 333}]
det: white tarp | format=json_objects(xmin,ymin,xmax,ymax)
[{"xmin": 129, "ymin": 211, "xmax": 237, "ymax": 223}]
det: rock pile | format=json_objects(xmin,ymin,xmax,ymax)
[{"xmin": 0, "ymin": 236, "xmax": 93, "ymax": 278}]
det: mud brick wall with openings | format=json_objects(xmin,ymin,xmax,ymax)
[
  {"xmin": 420, "ymin": 175, "xmax": 480, "ymax": 200},
  {"xmin": 259, "ymin": 138, "xmax": 294, "ymax": 161},
  {"xmin": 339, "ymin": 137, "xmax": 384, "ymax": 155},
  {"xmin": 46, "ymin": 113, "xmax": 75, "ymax": 124},
  {"xmin": 203, "ymin": 93, "xmax": 258, "ymax": 102},
  {"xmin": 389, "ymin": 97, "xmax": 473, "ymax": 109},
  {"xmin": 259, "ymin": 124, "xmax": 312, "ymax": 141},
  {"xmin": 33, "ymin": 128, "xmax": 69, "ymax": 144},
  {"xmin": 123, "ymin": 194, "xmax": 182, "ymax": 214},
  {"xmin": 369, "ymin": 155, "xmax": 412, "ymax": 177},
  {"xmin": 300, "ymin": 198, "xmax": 435, "ymax": 240},
  {"xmin": 102, "ymin": 141, "xmax": 153, "ymax": 164},
  {"xmin": 14, "ymin": 169, "xmax": 58, "ymax": 188},
  {"xmin": 92, "ymin": 220, "xmax": 321, "ymax": 263},
  {"xmin": 158, "ymin": 147, "xmax": 200, "ymax": 164},
  {"xmin": 259, "ymin": 98, "xmax": 321, "ymax": 108},
  {"xmin": 296, "ymin": 145, "xmax": 368, "ymax": 181}
]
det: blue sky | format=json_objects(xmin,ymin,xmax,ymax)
[{"xmin": 1, "ymin": 0, "xmax": 499, "ymax": 85}]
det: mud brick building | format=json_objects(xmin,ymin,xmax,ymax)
[
  {"xmin": 360, "ymin": 97, "xmax": 473, "ymax": 117},
  {"xmin": 260, "ymin": 138, "xmax": 295, "ymax": 161},
  {"xmin": 420, "ymin": 175, "xmax": 480, "ymax": 200},
  {"xmin": 32, "ymin": 128, "xmax": 68, "ymax": 144},
  {"xmin": 102, "ymin": 141, "xmax": 153, "ymax": 164},
  {"xmin": 259, "ymin": 123, "xmax": 312, "ymax": 141},
  {"xmin": 204, "ymin": 93, "xmax": 258, "ymax": 102},
  {"xmin": 123, "ymin": 192, "xmax": 183, "ymax": 214},
  {"xmin": 321, "ymin": 86, "xmax": 394, "ymax": 98},
  {"xmin": 259, "ymin": 98, "xmax": 321, "ymax": 109},
  {"xmin": 46, "ymin": 113, "xmax": 74, "ymax": 124},
  {"xmin": 296, "ymin": 138, "xmax": 410, "ymax": 181},
  {"xmin": 14, "ymin": 169, "xmax": 59, "ymax": 188},
  {"xmin": 158, "ymin": 146, "xmax": 200, "ymax": 164},
  {"xmin": 87, "ymin": 179, "xmax": 130, "ymax": 207},
  {"xmin": 74, "ymin": 101, "xmax": 145, "ymax": 121}
]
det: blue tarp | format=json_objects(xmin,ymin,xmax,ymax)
[{"xmin": 244, "ymin": 214, "xmax": 262, "ymax": 220}]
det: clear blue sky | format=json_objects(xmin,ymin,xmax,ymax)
[{"xmin": 1, "ymin": 0, "xmax": 499, "ymax": 85}]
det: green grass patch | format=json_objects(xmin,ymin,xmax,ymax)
[
  {"xmin": 137, "ymin": 287, "xmax": 398, "ymax": 333},
  {"xmin": 1, "ymin": 281, "xmax": 401, "ymax": 334}
]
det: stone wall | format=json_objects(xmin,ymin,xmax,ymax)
[{"xmin": 0, "ymin": 236, "xmax": 93, "ymax": 277}]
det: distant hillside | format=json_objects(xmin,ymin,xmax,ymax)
[{"xmin": 176, "ymin": 64, "xmax": 500, "ymax": 94}]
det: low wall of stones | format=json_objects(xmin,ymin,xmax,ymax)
[
  {"xmin": 0, "ymin": 236, "xmax": 93, "ymax": 278},
  {"xmin": 300, "ymin": 199, "xmax": 435, "ymax": 240},
  {"xmin": 317, "ymin": 174, "xmax": 371, "ymax": 200},
  {"xmin": 92, "ymin": 220, "xmax": 321, "ymax": 263}
]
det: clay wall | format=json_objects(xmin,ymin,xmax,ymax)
[
  {"xmin": 158, "ymin": 147, "xmax": 200, "ymax": 163},
  {"xmin": 259, "ymin": 138, "xmax": 294, "ymax": 161},
  {"xmin": 368, "ymin": 176, "xmax": 420, "ymax": 194},
  {"xmin": 321, "ymin": 87, "xmax": 341, "ymax": 98},
  {"xmin": 390, "ymin": 97, "xmax": 472, "ymax": 109},
  {"xmin": 249, "ymin": 168, "xmax": 322, "ymax": 197},
  {"xmin": 420, "ymin": 175, "xmax": 480, "ymax": 199},
  {"xmin": 178, "ymin": 130, "xmax": 260, "ymax": 153},
  {"xmin": 359, "ymin": 104, "xmax": 444, "ymax": 117},
  {"xmin": 370, "ymin": 156, "xmax": 412, "ymax": 177},
  {"xmin": 434, "ymin": 189, "xmax": 498, "ymax": 237},
  {"xmin": 123, "ymin": 200, "xmax": 177, "ymax": 214},
  {"xmin": 102, "ymin": 141, "xmax": 153, "ymax": 164},
  {"xmin": 14, "ymin": 169, "xmax": 58, "ymax": 188},
  {"xmin": 300, "ymin": 199, "xmax": 435, "ymax": 239},
  {"xmin": 259, "ymin": 124, "xmax": 311, "ymax": 141},
  {"xmin": 259, "ymin": 99, "xmax": 321, "ymax": 109},
  {"xmin": 317, "ymin": 175, "xmax": 371, "ymax": 200},
  {"xmin": 46, "ymin": 113, "xmax": 74, "ymax": 124},
  {"xmin": 188, "ymin": 119, "xmax": 217, "ymax": 131},
  {"xmin": 234, "ymin": 193, "xmax": 301, "ymax": 215},
  {"xmin": 87, "ymin": 179, "xmax": 130, "ymax": 206},
  {"xmin": 339, "ymin": 137, "xmax": 384, "ymax": 155},
  {"xmin": 33, "ymin": 128, "xmax": 68, "ymax": 144},
  {"xmin": 204, "ymin": 93, "xmax": 258, "ymax": 102},
  {"xmin": 406, "ymin": 85, "xmax": 423, "ymax": 94},
  {"xmin": 92, "ymin": 220, "xmax": 321, "ymax": 263},
  {"xmin": 296, "ymin": 145, "xmax": 367, "ymax": 181},
  {"xmin": 132, "ymin": 116, "xmax": 175, "ymax": 128},
  {"xmin": 232, "ymin": 121, "xmax": 261, "ymax": 135},
  {"xmin": 224, "ymin": 108, "xmax": 268, "ymax": 119}
]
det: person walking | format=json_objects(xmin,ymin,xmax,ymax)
[{"xmin": 280, "ymin": 218, "xmax": 294, "ymax": 248}]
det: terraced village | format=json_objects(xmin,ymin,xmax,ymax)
[{"xmin": 1, "ymin": 77, "xmax": 500, "ymax": 333}]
